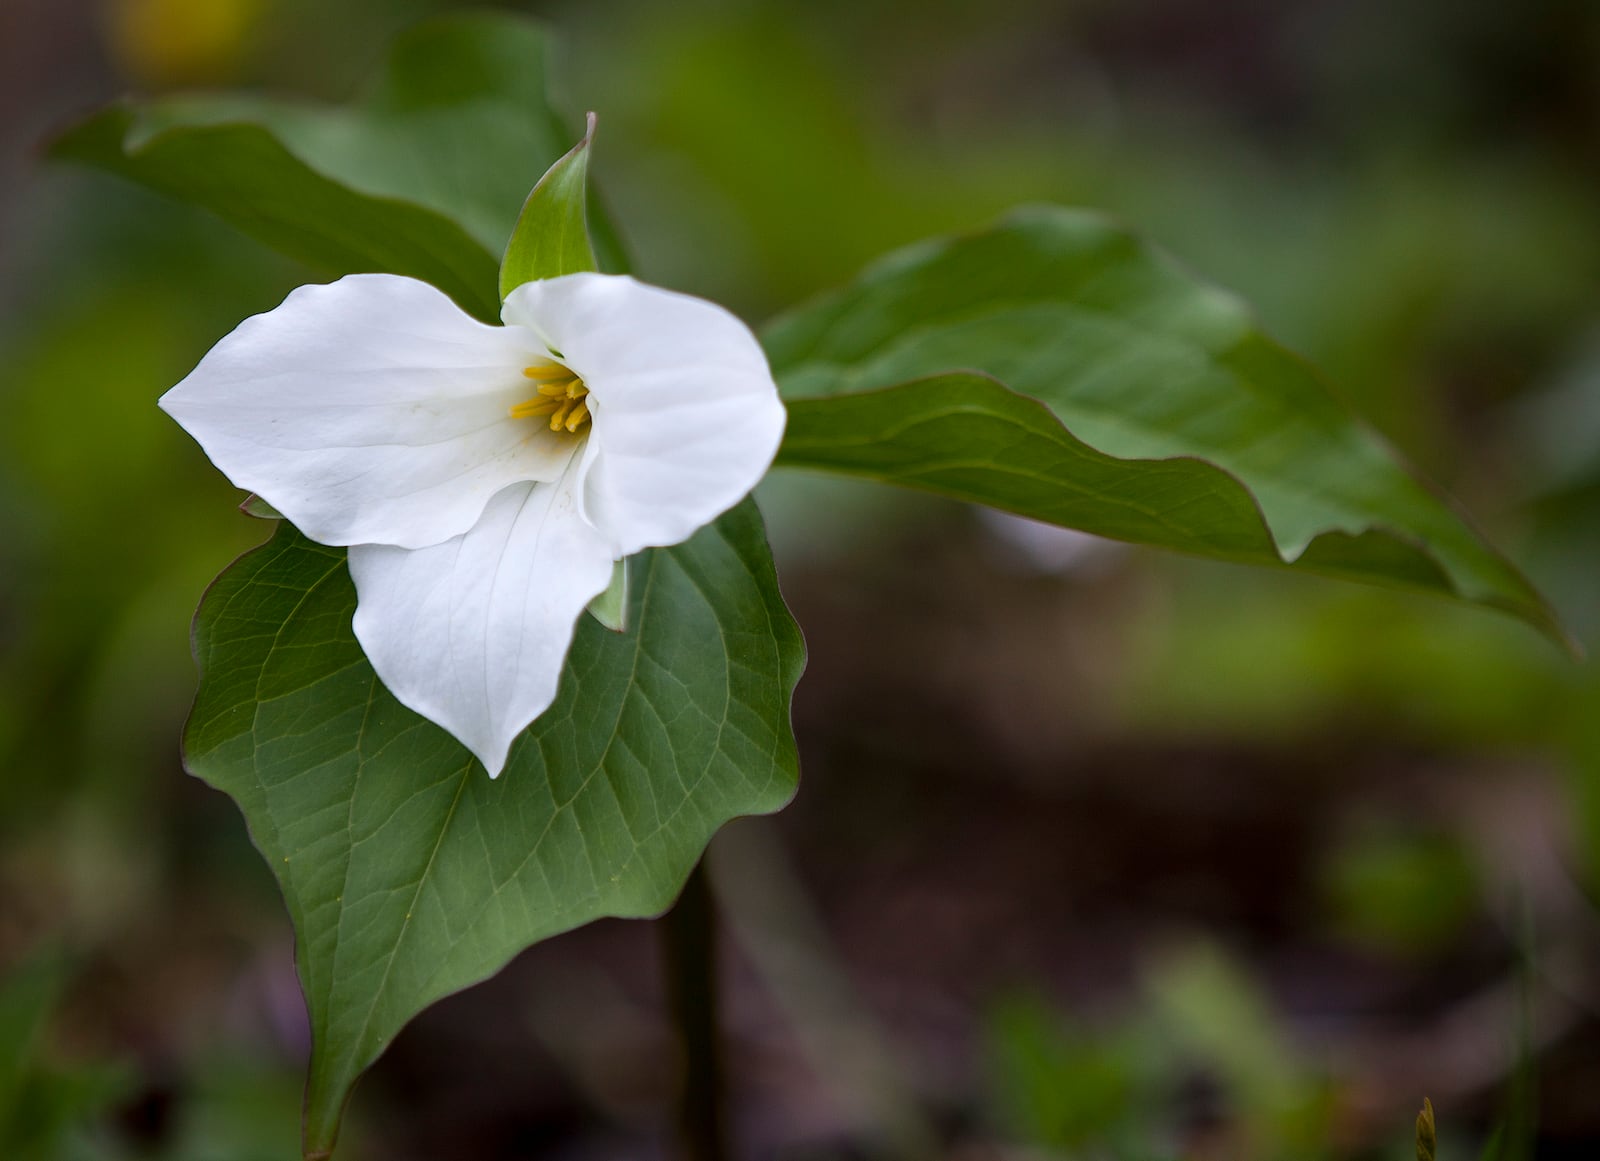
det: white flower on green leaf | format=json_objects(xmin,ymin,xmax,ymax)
[{"xmin": 161, "ymin": 272, "xmax": 785, "ymax": 776}]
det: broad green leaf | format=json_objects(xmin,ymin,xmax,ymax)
[
  {"xmin": 51, "ymin": 13, "xmax": 627, "ymax": 322},
  {"xmin": 51, "ymin": 106, "xmax": 501, "ymax": 321},
  {"xmin": 183, "ymin": 502, "xmax": 803, "ymax": 1158},
  {"xmin": 500, "ymin": 111, "xmax": 598, "ymax": 297},
  {"xmin": 765, "ymin": 207, "xmax": 1567, "ymax": 646}
]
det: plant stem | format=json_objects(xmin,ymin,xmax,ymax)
[{"xmin": 662, "ymin": 858, "xmax": 729, "ymax": 1161}]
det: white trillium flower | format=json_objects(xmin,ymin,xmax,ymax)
[{"xmin": 162, "ymin": 272, "xmax": 786, "ymax": 777}]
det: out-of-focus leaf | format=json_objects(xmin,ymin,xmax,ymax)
[
  {"xmin": 51, "ymin": 107, "xmax": 496, "ymax": 322},
  {"xmin": 1319, "ymin": 826, "xmax": 1479, "ymax": 955},
  {"xmin": 985, "ymin": 993, "xmax": 1140, "ymax": 1151},
  {"xmin": 0, "ymin": 954, "xmax": 59, "ymax": 1118},
  {"xmin": 0, "ymin": 952, "xmax": 130, "ymax": 1161},
  {"xmin": 1144, "ymin": 942, "xmax": 1336, "ymax": 1157},
  {"xmin": 765, "ymin": 207, "xmax": 1567, "ymax": 647},
  {"xmin": 51, "ymin": 13, "xmax": 627, "ymax": 322},
  {"xmin": 182, "ymin": 502, "xmax": 803, "ymax": 1158}
]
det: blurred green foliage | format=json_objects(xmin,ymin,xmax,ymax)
[
  {"xmin": 1317, "ymin": 824, "xmax": 1480, "ymax": 956},
  {"xmin": 0, "ymin": 951, "xmax": 129, "ymax": 1161},
  {"xmin": 986, "ymin": 992, "xmax": 1144, "ymax": 1153},
  {"xmin": 985, "ymin": 942, "xmax": 1341, "ymax": 1161}
]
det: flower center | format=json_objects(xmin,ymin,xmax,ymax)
[{"xmin": 509, "ymin": 362, "xmax": 590, "ymax": 435}]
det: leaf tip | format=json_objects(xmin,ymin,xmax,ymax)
[{"xmin": 1415, "ymin": 1096, "xmax": 1436, "ymax": 1161}]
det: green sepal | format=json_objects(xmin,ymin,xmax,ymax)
[
  {"xmin": 240, "ymin": 494, "xmax": 284, "ymax": 521},
  {"xmin": 500, "ymin": 112, "xmax": 600, "ymax": 298},
  {"xmin": 586, "ymin": 557, "xmax": 630, "ymax": 632}
]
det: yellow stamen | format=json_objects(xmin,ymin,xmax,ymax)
[
  {"xmin": 513, "ymin": 363, "xmax": 593, "ymax": 435},
  {"xmin": 509, "ymin": 397, "xmax": 564, "ymax": 420}
]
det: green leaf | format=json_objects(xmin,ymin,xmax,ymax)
[
  {"xmin": 51, "ymin": 105, "xmax": 501, "ymax": 321},
  {"xmin": 500, "ymin": 111, "xmax": 599, "ymax": 298},
  {"xmin": 51, "ymin": 13, "xmax": 627, "ymax": 322},
  {"xmin": 765, "ymin": 207, "xmax": 1567, "ymax": 646},
  {"xmin": 183, "ymin": 502, "xmax": 803, "ymax": 1158}
]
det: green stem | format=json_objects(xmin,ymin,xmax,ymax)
[{"xmin": 662, "ymin": 859, "xmax": 729, "ymax": 1161}]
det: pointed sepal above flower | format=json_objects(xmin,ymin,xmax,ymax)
[{"xmin": 500, "ymin": 111, "xmax": 599, "ymax": 298}]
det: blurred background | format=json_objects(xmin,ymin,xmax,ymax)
[{"xmin": 3, "ymin": 0, "xmax": 1600, "ymax": 1157}]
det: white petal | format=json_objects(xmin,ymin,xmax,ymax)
[
  {"xmin": 503, "ymin": 274, "xmax": 786, "ymax": 556},
  {"xmin": 347, "ymin": 464, "xmax": 616, "ymax": 777},
  {"xmin": 161, "ymin": 274, "xmax": 574, "ymax": 549}
]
